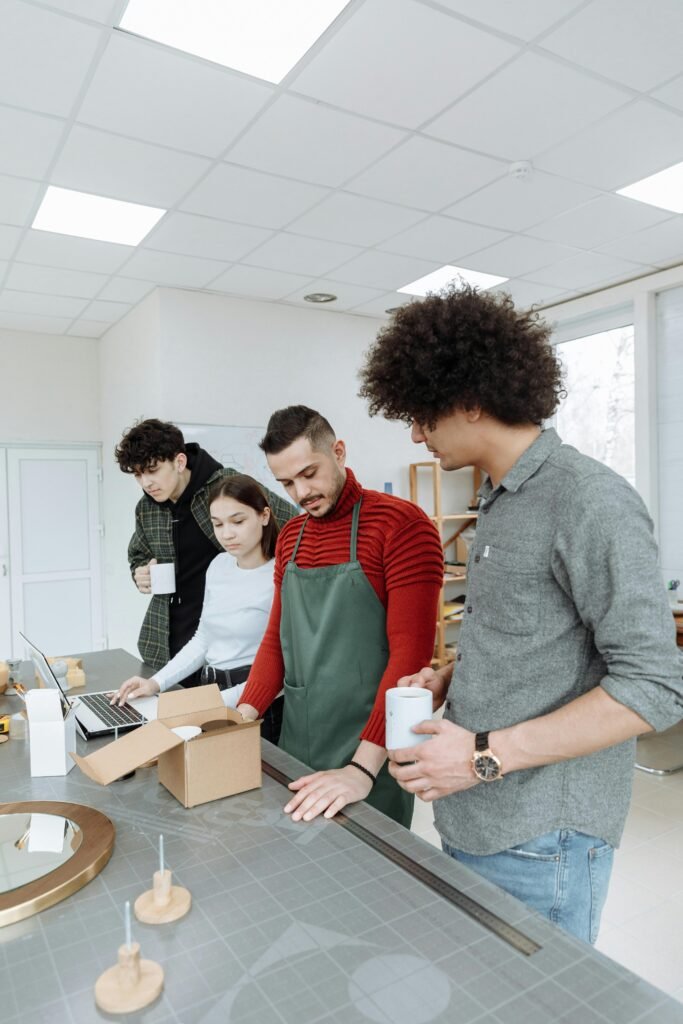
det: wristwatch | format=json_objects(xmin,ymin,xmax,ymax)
[{"xmin": 471, "ymin": 732, "xmax": 503, "ymax": 782}]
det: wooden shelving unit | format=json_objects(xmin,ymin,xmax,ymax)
[{"xmin": 409, "ymin": 461, "xmax": 481, "ymax": 667}]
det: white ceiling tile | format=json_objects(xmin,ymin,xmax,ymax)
[
  {"xmin": 16, "ymin": 229, "xmax": 133, "ymax": 273},
  {"xmin": 535, "ymin": 101, "xmax": 683, "ymax": 191},
  {"xmin": 348, "ymin": 137, "xmax": 505, "ymax": 211},
  {"xmin": 0, "ymin": 174, "xmax": 42, "ymax": 226},
  {"xmin": 459, "ymin": 235, "xmax": 577, "ymax": 278},
  {"xmin": 329, "ymin": 250, "xmax": 440, "ymax": 290},
  {"xmin": 181, "ymin": 163, "xmax": 329, "ymax": 229},
  {"xmin": 541, "ymin": 0, "xmax": 683, "ymax": 92},
  {"xmin": 41, "ymin": 1, "xmax": 116, "ymax": 21},
  {"xmin": 288, "ymin": 193, "xmax": 425, "ymax": 247},
  {"xmin": 51, "ymin": 124, "xmax": 211, "ymax": 207},
  {"xmin": 283, "ymin": 279, "xmax": 387, "ymax": 311},
  {"xmin": 0, "ymin": 225, "xmax": 22, "ymax": 259},
  {"xmin": 346, "ymin": 291, "xmax": 412, "ymax": 317},
  {"xmin": 245, "ymin": 233, "xmax": 361, "ymax": 277},
  {"xmin": 0, "ymin": 105, "xmax": 65, "ymax": 178},
  {"xmin": 530, "ymin": 195, "xmax": 674, "ymax": 249},
  {"xmin": 0, "ymin": 0, "xmax": 102, "ymax": 117},
  {"xmin": 0, "ymin": 288, "xmax": 88, "ymax": 318},
  {"xmin": 226, "ymin": 94, "xmax": 406, "ymax": 187},
  {"xmin": 142, "ymin": 212, "xmax": 272, "ymax": 263},
  {"xmin": 80, "ymin": 299, "xmax": 131, "ymax": 322},
  {"xmin": 433, "ymin": 0, "xmax": 585, "ymax": 40},
  {"xmin": 597, "ymin": 218, "xmax": 683, "ymax": 268},
  {"xmin": 77, "ymin": 32, "xmax": 273, "ymax": 158},
  {"xmin": 120, "ymin": 249, "xmax": 229, "ymax": 288},
  {"xmin": 292, "ymin": 0, "xmax": 517, "ymax": 129},
  {"xmin": 209, "ymin": 265, "xmax": 315, "ymax": 301},
  {"xmin": 425, "ymin": 52, "xmax": 629, "ymax": 161},
  {"xmin": 489, "ymin": 279, "xmax": 569, "ymax": 308},
  {"xmin": 378, "ymin": 216, "xmax": 507, "ymax": 262},
  {"xmin": 0, "ymin": 260, "xmax": 8, "ymax": 279},
  {"xmin": 5, "ymin": 262, "xmax": 108, "ymax": 298},
  {"xmin": 0, "ymin": 310, "xmax": 72, "ymax": 333},
  {"xmin": 97, "ymin": 277, "xmax": 155, "ymax": 303},
  {"xmin": 651, "ymin": 75, "xmax": 683, "ymax": 113},
  {"xmin": 444, "ymin": 172, "xmax": 600, "ymax": 233},
  {"xmin": 527, "ymin": 252, "xmax": 650, "ymax": 290},
  {"xmin": 67, "ymin": 319, "xmax": 110, "ymax": 337}
]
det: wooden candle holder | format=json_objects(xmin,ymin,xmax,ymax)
[
  {"xmin": 94, "ymin": 942, "xmax": 163, "ymax": 1014},
  {"xmin": 134, "ymin": 868, "xmax": 191, "ymax": 924}
]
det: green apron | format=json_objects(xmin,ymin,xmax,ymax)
[{"xmin": 278, "ymin": 499, "xmax": 413, "ymax": 826}]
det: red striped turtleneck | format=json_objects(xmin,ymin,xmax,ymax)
[{"xmin": 241, "ymin": 468, "xmax": 443, "ymax": 746}]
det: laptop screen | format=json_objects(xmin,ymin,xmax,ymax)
[{"xmin": 18, "ymin": 631, "xmax": 71, "ymax": 717}]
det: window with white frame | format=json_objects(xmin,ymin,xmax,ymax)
[{"xmin": 554, "ymin": 324, "xmax": 635, "ymax": 487}]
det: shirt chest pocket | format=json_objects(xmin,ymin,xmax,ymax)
[{"xmin": 470, "ymin": 544, "xmax": 542, "ymax": 636}]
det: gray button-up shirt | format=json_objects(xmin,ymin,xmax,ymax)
[{"xmin": 435, "ymin": 428, "xmax": 683, "ymax": 854}]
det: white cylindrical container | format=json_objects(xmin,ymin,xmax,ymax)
[
  {"xmin": 150, "ymin": 562, "xmax": 176, "ymax": 595},
  {"xmin": 385, "ymin": 687, "xmax": 433, "ymax": 750}
]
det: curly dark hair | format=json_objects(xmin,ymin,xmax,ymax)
[
  {"xmin": 115, "ymin": 418, "xmax": 186, "ymax": 473},
  {"xmin": 358, "ymin": 284, "xmax": 565, "ymax": 428}
]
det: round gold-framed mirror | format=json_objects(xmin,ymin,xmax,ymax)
[{"xmin": 0, "ymin": 801, "xmax": 115, "ymax": 927}]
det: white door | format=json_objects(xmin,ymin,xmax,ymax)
[
  {"xmin": 6, "ymin": 447, "xmax": 104, "ymax": 657},
  {"xmin": 0, "ymin": 454, "xmax": 10, "ymax": 657}
]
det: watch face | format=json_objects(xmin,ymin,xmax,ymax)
[{"xmin": 474, "ymin": 753, "xmax": 501, "ymax": 781}]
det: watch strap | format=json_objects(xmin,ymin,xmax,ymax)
[{"xmin": 475, "ymin": 731, "xmax": 489, "ymax": 752}]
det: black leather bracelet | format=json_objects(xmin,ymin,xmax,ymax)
[{"xmin": 348, "ymin": 760, "xmax": 377, "ymax": 785}]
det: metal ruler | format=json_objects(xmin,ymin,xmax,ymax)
[{"xmin": 262, "ymin": 759, "xmax": 541, "ymax": 957}]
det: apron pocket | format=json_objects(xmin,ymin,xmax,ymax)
[{"xmin": 279, "ymin": 678, "xmax": 311, "ymax": 768}]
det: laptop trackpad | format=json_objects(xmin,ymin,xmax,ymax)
[{"xmin": 130, "ymin": 696, "xmax": 158, "ymax": 721}]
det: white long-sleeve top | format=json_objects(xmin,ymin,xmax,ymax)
[{"xmin": 153, "ymin": 554, "xmax": 275, "ymax": 700}]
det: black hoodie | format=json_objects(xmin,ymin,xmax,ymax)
[{"xmin": 163, "ymin": 443, "xmax": 222, "ymax": 658}]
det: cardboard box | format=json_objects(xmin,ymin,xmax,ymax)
[
  {"xmin": 25, "ymin": 689, "xmax": 77, "ymax": 777},
  {"xmin": 71, "ymin": 685, "xmax": 261, "ymax": 807}
]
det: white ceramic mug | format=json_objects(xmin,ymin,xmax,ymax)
[
  {"xmin": 150, "ymin": 562, "xmax": 176, "ymax": 595},
  {"xmin": 171, "ymin": 725, "xmax": 202, "ymax": 742},
  {"xmin": 385, "ymin": 687, "xmax": 433, "ymax": 750}
]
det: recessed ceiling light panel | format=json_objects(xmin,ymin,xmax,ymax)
[
  {"xmin": 32, "ymin": 186, "xmax": 166, "ymax": 246},
  {"xmin": 398, "ymin": 264, "xmax": 507, "ymax": 297},
  {"xmin": 617, "ymin": 160, "xmax": 683, "ymax": 214},
  {"xmin": 119, "ymin": 0, "xmax": 351, "ymax": 84}
]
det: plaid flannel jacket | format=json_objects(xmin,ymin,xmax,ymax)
[{"xmin": 128, "ymin": 467, "xmax": 296, "ymax": 668}]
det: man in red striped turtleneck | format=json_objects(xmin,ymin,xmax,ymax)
[{"xmin": 238, "ymin": 406, "xmax": 443, "ymax": 826}]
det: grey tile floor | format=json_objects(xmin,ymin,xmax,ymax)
[{"xmin": 411, "ymin": 766, "xmax": 683, "ymax": 1005}]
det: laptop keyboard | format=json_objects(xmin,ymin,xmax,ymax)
[{"xmin": 80, "ymin": 692, "xmax": 144, "ymax": 728}]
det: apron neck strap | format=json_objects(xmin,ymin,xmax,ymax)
[{"xmin": 289, "ymin": 498, "xmax": 363, "ymax": 563}]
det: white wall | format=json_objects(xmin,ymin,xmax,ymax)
[
  {"xmin": 0, "ymin": 329, "xmax": 100, "ymax": 443},
  {"xmin": 159, "ymin": 288, "xmax": 421, "ymax": 496},
  {"xmin": 655, "ymin": 285, "xmax": 683, "ymax": 584},
  {"xmin": 99, "ymin": 290, "xmax": 163, "ymax": 653}
]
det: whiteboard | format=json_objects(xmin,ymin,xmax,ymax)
[{"xmin": 178, "ymin": 423, "xmax": 290, "ymax": 501}]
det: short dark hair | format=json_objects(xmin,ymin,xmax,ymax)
[
  {"xmin": 207, "ymin": 474, "xmax": 280, "ymax": 559},
  {"xmin": 115, "ymin": 418, "xmax": 186, "ymax": 474},
  {"xmin": 259, "ymin": 405, "xmax": 335, "ymax": 456},
  {"xmin": 358, "ymin": 284, "xmax": 565, "ymax": 429}
]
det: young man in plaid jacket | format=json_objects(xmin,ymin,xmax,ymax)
[{"xmin": 116, "ymin": 418, "xmax": 296, "ymax": 684}]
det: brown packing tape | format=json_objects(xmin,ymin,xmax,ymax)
[{"xmin": 71, "ymin": 719, "xmax": 183, "ymax": 785}]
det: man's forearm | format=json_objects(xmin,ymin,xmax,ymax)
[{"xmin": 492, "ymin": 685, "xmax": 653, "ymax": 773}]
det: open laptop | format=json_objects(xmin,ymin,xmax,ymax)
[{"xmin": 19, "ymin": 632, "xmax": 157, "ymax": 741}]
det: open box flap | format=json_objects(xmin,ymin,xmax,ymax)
[
  {"xmin": 71, "ymin": 719, "xmax": 183, "ymax": 785},
  {"xmin": 157, "ymin": 683, "xmax": 224, "ymax": 721}
]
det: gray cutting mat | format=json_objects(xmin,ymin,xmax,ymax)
[{"xmin": 1, "ymin": 650, "xmax": 682, "ymax": 1024}]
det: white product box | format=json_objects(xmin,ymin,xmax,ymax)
[{"xmin": 26, "ymin": 689, "xmax": 76, "ymax": 776}]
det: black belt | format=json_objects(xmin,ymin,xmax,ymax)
[{"xmin": 200, "ymin": 664, "xmax": 251, "ymax": 691}]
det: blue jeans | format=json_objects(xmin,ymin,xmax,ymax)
[{"xmin": 442, "ymin": 829, "xmax": 614, "ymax": 944}]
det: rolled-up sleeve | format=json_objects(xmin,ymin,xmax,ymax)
[{"xmin": 554, "ymin": 474, "xmax": 683, "ymax": 732}]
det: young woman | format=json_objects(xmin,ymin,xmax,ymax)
[{"xmin": 112, "ymin": 474, "xmax": 283, "ymax": 743}]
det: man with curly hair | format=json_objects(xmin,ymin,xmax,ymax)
[
  {"xmin": 116, "ymin": 418, "xmax": 295, "ymax": 683},
  {"xmin": 359, "ymin": 284, "xmax": 683, "ymax": 943}
]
